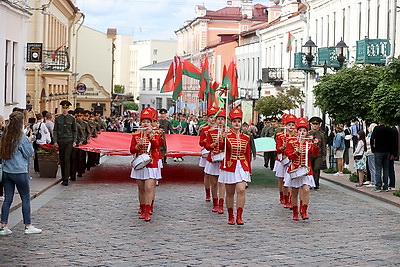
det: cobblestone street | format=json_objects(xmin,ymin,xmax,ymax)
[{"xmin": 2, "ymin": 156, "xmax": 400, "ymax": 266}]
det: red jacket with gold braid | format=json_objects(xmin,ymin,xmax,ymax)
[
  {"xmin": 130, "ymin": 131, "xmax": 161, "ymax": 168},
  {"xmin": 152, "ymin": 128, "xmax": 165, "ymax": 160},
  {"xmin": 286, "ymin": 139, "xmax": 319, "ymax": 175},
  {"xmin": 219, "ymin": 130, "xmax": 251, "ymax": 172},
  {"xmin": 205, "ymin": 127, "xmax": 225, "ymax": 163},
  {"xmin": 275, "ymin": 130, "xmax": 297, "ymax": 160},
  {"xmin": 199, "ymin": 125, "xmax": 211, "ymax": 147}
]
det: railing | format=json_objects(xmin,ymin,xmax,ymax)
[
  {"xmin": 317, "ymin": 46, "xmax": 348, "ymax": 68},
  {"xmin": 262, "ymin": 67, "xmax": 284, "ymax": 86},
  {"xmin": 40, "ymin": 47, "xmax": 70, "ymax": 71},
  {"xmin": 293, "ymin": 52, "xmax": 316, "ymax": 71},
  {"xmin": 356, "ymin": 38, "xmax": 391, "ymax": 65}
]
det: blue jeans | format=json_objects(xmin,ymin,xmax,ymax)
[
  {"xmin": 389, "ymin": 160, "xmax": 395, "ymax": 188},
  {"xmin": 374, "ymin": 152, "xmax": 390, "ymax": 190},
  {"xmin": 367, "ymin": 155, "xmax": 376, "ymax": 185},
  {"xmin": 1, "ymin": 172, "xmax": 31, "ymax": 225}
]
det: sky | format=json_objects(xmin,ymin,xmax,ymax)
[{"xmin": 75, "ymin": 0, "xmax": 231, "ymax": 40}]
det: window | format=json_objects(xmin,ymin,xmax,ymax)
[
  {"xmin": 333, "ymin": 12, "xmax": 336, "ymax": 45},
  {"xmin": 156, "ymin": 98, "xmax": 162, "ymax": 110},
  {"xmin": 327, "ymin": 15, "xmax": 330, "ymax": 46},
  {"xmin": 142, "ymin": 78, "xmax": 146, "ymax": 90},
  {"xmin": 358, "ymin": 3, "xmax": 362, "ymax": 40},
  {"xmin": 367, "ymin": 0, "xmax": 371, "ymax": 38},
  {"xmin": 153, "ymin": 49, "xmax": 158, "ymax": 55},
  {"xmin": 342, "ymin": 8, "xmax": 345, "ymax": 40},
  {"xmin": 149, "ymin": 78, "xmax": 153, "ymax": 91},
  {"xmin": 167, "ymin": 98, "xmax": 173, "ymax": 109},
  {"xmin": 377, "ymin": 0, "xmax": 380, "ymax": 38},
  {"xmin": 4, "ymin": 40, "xmax": 17, "ymax": 104},
  {"xmin": 157, "ymin": 78, "xmax": 161, "ymax": 90},
  {"xmin": 153, "ymin": 60, "xmax": 157, "ymax": 64}
]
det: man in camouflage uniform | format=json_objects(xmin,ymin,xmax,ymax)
[
  {"xmin": 54, "ymin": 100, "xmax": 77, "ymax": 186},
  {"xmin": 71, "ymin": 108, "xmax": 89, "ymax": 179},
  {"xmin": 84, "ymin": 110, "xmax": 98, "ymax": 170},
  {"xmin": 308, "ymin": 116, "xmax": 327, "ymax": 190},
  {"xmin": 262, "ymin": 118, "xmax": 277, "ymax": 170}
]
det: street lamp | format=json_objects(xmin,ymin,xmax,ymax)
[
  {"xmin": 257, "ymin": 79, "xmax": 263, "ymax": 99},
  {"xmin": 335, "ymin": 38, "xmax": 348, "ymax": 69},
  {"xmin": 303, "ymin": 37, "xmax": 317, "ymax": 68},
  {"xmin": 26, "ymin": 93, "xmax": 32, "ymax": 110}
]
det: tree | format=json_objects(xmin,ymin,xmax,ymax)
[
  {"xmin": 114, "ymin": 84, "xmax": 125, "ymax": 94},
  {"xmin": 313, "ymin": 65, "xmax": 383, "ymax": 123},
  {"xmin": 371, "ymin": 56, "xmax": 400, "ymax": 125},
  {"xmin": 124, "ymin": 101, "xmax": 138, "ymax": 111},
  {"xmin": 255, "ymin": 86, "xmax": 304, "ymax": 117}
]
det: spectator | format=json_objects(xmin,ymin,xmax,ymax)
[
  {"xmin": 0, "ymin": 111, "xmax": 42, "ymax": 235},
  {"xmin": 0, "ymin": 115, "xmax": 4, "ymax": 201},
  {"xmin": 32, "ymin": 114, "xmax": 51, "ymax": 173},
  {"xmin": 343, "ymin": 122, "xmax": 352, "ymax": 168},
  {"xmin": 388, "ymin": 126, "xmax": 399, "ymax": 190},
  {"xmin": 351, "ymin": 119, "xmax": 363, "ymax": 152},
  {"xmin": 370, "ymin": 121, "xmax": 394, "ymax": 192},
  {"xmin": 333, "ymin": 124, "xmax": 345, "ymax": 176},
  {"xmin": 354, "ymin": 130, "xmax": 367, "ymax": 187},
  {"xmin": 365, "ymin": 123, "xmax": 377, "ymax": 187},
  {"xmin": 44, "ymin": 112, "xmax": 54, "ymax": 143},
  {"xmin": 327, "ymin": 124, "xmax": 337, "ymax": 169}
]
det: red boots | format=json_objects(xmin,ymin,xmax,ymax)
[
  {"xmin": 139, "ymin": 204, "xmax": 145, "ymax": 219},
  {"xmin": 218, "ymin": 198, "xmax": 224, "ymax": 214},
  {"xmin": 292, "ymin": 206, "xmax": 299, "ymax": 221},
  {"xmin": 139, "ymin": 204, "xmax": 151, "ymax": 221},
  {"xmin": 279, "ymin": 192, "xmax": 284, "ymax": 204},
  {"xmin": 205, "ymin": 188, "xmax": 211, "ymax": 202},
  {"xmin": 236, "ymin": 207, "xmax": 244, "ymax": 225},
  {"xmin": 227, "ymin": 208, "xmax": 235, "ymax": 225},
  {"xmin": 212, "ymin": 198, "xmax": 218, "ymax": 212},
  {"xmin": 300, "ymin": 204, "xmax": 309, "ymax": 220}
]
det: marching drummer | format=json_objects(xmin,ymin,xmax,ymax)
[
  {"xmin": 285, "ymin": 118, "xmax": 320, "ymax": 221},
  {"xmin": 198, "ymin": 106, "xmax": 218, "ymax": 202},
  {"xmin": 130, "ymin": 108, "xmax": 161, "ymax": 222},
  {"xmin": 205, "ymin": 108, "xmax": 227, "ymax": 214},
  {"xmin": 218, "ymin": 108, "xmax": 251, "ymax": 225},
  {"xmin": 274, "ymin": 114, "xmax": 297, "ymax": 208}
]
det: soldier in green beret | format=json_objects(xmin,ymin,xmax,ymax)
[{"xmin": 54, "ymin": 100, "xmax": 77, "ymax": 186}]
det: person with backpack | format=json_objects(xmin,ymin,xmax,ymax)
[{"xmin": 333, "ymin": 124, "xmax": 346, "ymax": 176}]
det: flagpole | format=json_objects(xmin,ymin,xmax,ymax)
[{"xmin": 223, "ymin": 86, "xmax": 229, "ymax": 169}]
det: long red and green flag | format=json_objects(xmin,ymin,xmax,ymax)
[
  {"xmin": 160, "ymin": 59, "xmax": 175, "ymax": 93},
  {"xmin": 199, "ymin": 54, "xmax": 210, "ymax": 99},
  {"xmin": 222, "ymin": 59, "xmax": 239, "ymax": 100},
  {"xmin": 172, "ymin": 56, "xmax": 183, "ymax": 100},
  {"xmin": 286, "ymin": 32, "xmax": 295, "ymax": 52}
]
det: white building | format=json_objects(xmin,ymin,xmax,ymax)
[
  {"xmin": 114, "ymin": 34, "xmax": 133, "ymax": 93},
  {"xmin": 130, "ymin": 40, "xmax": 177, "ymax": 98},
  {"xmin": 0, "ymin": 1, "xmax": 31, "ymax": 117}
]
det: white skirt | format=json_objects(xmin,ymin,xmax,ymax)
[
  {"xmin": 158, "ymin": 159, "xmax": 164, "ymax": 169},
  {"xmin": 204, "ymin": 161, "xmax": 220, "ymax": 176},
  {"xmin": 274, "ymin": 160, "xmax": 289, "ymax": 178},
  {"xmin": 284, "ymin": 173, "xmax": 315, "ymax": 188},
  {"xmin": 218, "ymin": 160, "xmax": 251, "ymax": 184},
  {"xmin": 130, "ymin": 166, "xmax": 162, "ymax": 180},
  {"xmin": 199, "ymin": 157, "xmax": 207, "ymax": 168}
]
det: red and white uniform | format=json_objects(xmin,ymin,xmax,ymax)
[
  {"xmin": 204, "ymin": 127, "xmax": 225, "ymax": 176},
  {"xmin": 218, "ymin": 130, "xmax": 251, "ymax": 184},
  {"xmin": 284, "ymin": 139, "xmax": 319, "ymax": 188},
  {"xmin": 198, "ymin": 124, "xmax": 211, "ymax": 168},
  {"xmin": 130, "ymin": 131, "xmax": 161, "ymax": 180}
]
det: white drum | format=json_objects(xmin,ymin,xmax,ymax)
[
  {"xmin": 289, "ymin": 166, "xmax": 309, "ymax": 179},
  {"xmin": 201, "ymin": 148, "xmax": 210, "ymax": 158},
  {"xmin": 131, "ymin": 154, "xmax": 151, "ymax": 170},
  {"xmin": 211, "ymin": 152, "xmax": 225, "ymax": 163}
]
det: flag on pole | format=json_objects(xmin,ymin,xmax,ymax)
[
  {"xmin": 52, "ymin": 44, "xmax": 64, "ymax": 61},
  {"xmin": 286, "ymin": 32, "xmax": 295, "ymax": 52},
  {"xmin": 199, "ymin": 54, "xmax": 210, "ymax": 99},
  {"xmin": 182, "ymin": 59, "xmax": 201, "ymax": 80},
  {"xmin": 222, "ymin": 59, "xmax": 239, "ymax": 100},
  {"xmin": 172, "ymin": 56, "xmax": 183, "ymax": 100},
  {"xmin": 160, "ymin": 60, "xmax": 175, "ymax": 93}
]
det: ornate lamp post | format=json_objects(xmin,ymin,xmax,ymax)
[
  {"xmin": 303, "ymin": 37, "xmax": 317, "ymax": 68},
  {"xmin": 335, "ymin": 39, "xmax": 348, "ymax": 69},
  {"xmin": 26, "ymin": 93, "xmax": 32, "ymax": 110},
  {"xmin": 257, "ymin": 79, "xmax": 263, "ymax": 99}
]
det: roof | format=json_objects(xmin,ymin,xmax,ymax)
[{"xmin": 140, "ymin": 59, "xmax": 172, "ymax": 70}]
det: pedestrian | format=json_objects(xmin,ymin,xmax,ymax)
[
  {"xmin": 307, "ymin": 116, "xmax": 326, "ymax": 190},
  {"xmin": 351, "ymin": 119, "xmax": 363, "ymax": 152},
  {"xmin": 70, "ymin": 108, "xmax": 88, "ymax": 180},
  {"xmin": 285, "ymin": 117, "xmax": 319, "ymax": 221},
  {"xmin": 44, "ymin": 112, "xmax": 54, "ymax": 144},
  {"xmin": 130, "ymin": 108, "xmax": 161, "ymax": 222},
  {"xmin": 0, "ymin": 115, "xmax": 4, "ymax": 201},
  {"xmin": 353, "ymin": 130, "xmax": 367, "ymax": 187},
  {"xmin": 198, "ymin": 107, "xmax": 217, "ymax": 202},
  {"xmin": 205, "ymin": 108, "xmax": 226, "ymax": 214},
  {"xmin": 365, "ymin": 123, "xmax": 377, "ymax": 187},
  {"xmin": 388, "ymin": 126, "xmax": 399, "ymax": 190},
  {"xmin": 274, "ymin": 114, "xmax": 297, "ymax": 208},
  {"xmin": 263, "ymin": 118, "xmax": 277, "ymax": 170},
  {"xmin": 327, "ymin": 125, "xmax": 337, "ymax": 169},
  {"xmin": 32, "ymin": 113, "xmax": 51, "ymax": 173},
  {"xmin": 53, "ymin": 100, "xmax": 77, "ymax": 186},
  {"xmin": 370, "ymin": 121, "xmax": 394, "ymax": 192},
  {"xmin": 0, "ymin": 111, "xmax": 42, "ymax": 235},
  {"xmin": 333, "ymin": 124, "xmax": 345, "ymax": 176},
  {"xmin": 218, "ymin": 108, "xmax": 251, "ymax": 225},
  {"xmin": 343, "ymin": 122, "xmax": 352, "ymax": 168}
]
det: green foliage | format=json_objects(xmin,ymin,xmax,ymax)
[
  {"xmin": 343, "ymin": 168, "xmax": 351, "ymax": 174},
  {"xmin": 371, "ymin": 57, "xmax": 400, "ymax": 125},
  {"xmin": 323, "ymin": 167, "xmax": 337, "ymax": 173},
  {"xmin": 124, "ymin": 101, "xmax": 138, "ymax": 111},
  {"xmin": 255, "ymin": 86, "xmax": 304, "ymax": 117},
  {"xmin": 393, "ymin": 189, "xmax": 400, "ymax": 197},
  {"xmin": 349, "ymin": 172, "xmax": 359, "ymax": 183},
  {"xmin": 313, "ymin": 65, "xmax": 383, "ymax": 123},
  {"xmin": 114, "ymin": 84, "xmax": 125, "ymax": 94}
]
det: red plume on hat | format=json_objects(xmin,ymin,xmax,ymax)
[
  {"xmin": 207, "ymin": 106, "xmax": 218, "ymax": 116},
  {"xmin": 229, "ymin": 108, "xmax": 242, "ymax": 121},
  {"xmin": 296, "ymin": 117, "xmax": 309, "ymax": 130},
  {"xmin": 140, "ymin": 108, "xmax": 153, "ymax": 121}
]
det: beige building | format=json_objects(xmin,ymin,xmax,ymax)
[
  {"xmin": 25, "ymin": 0, "xmax": 83, "ymax": 115},
  {"xmin": 0, "ymin": 0, "xmax": 31, "ymax": 117},
  {"xmin": 114, "ymin": 34, "xmax": 133, "ymax": 93},
  {"xmin": 130, "ymin": 40, "xmax": 177, "ymax": 98}
]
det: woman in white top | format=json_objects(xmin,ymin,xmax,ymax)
[
  {"xmin": 365, "ymin": 123, "xmax": 377, "ymax": 187},
  {"xmin": 354, "ymin": 130, "xmax": 367, "ymax": 187},
  {"xmin": 32, "ymin": 114, "xmax": 51, "ymax": 172}
]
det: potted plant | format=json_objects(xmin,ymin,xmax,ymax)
[{"xmin": 37, "ymin": 144, "xmax": 59, "ymax": 178}]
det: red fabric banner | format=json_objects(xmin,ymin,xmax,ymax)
[{"xmin": 78, "ymin": 132, "xmax": 202, "ymax": 157}]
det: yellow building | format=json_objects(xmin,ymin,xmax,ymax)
[{"xmin": 26, "ymin": 0, "xmax": 83, "ymax": 115}]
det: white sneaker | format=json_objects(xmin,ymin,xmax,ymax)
[
  {"xmin": 333, "ymin": 172, "xmax": 340, "ymax": 176},
  {"xmin": 366, "ymin": 184, "xmax": 375, "ymax": 187},
  {"xmin": 0, "ymin": 226, "xmax": 12, "ymax": 235},
  {"xmin": 24, "ymin": 225, "xmax": 42, "ymax": 234},
  {"xmin": 177, "ymin": 158, "xmax": 183, "ymax": 162},
  {"xmin": 0, "ymin": 196, "xmax": 4, "ymax": 201},
  {"xmin": 338, "ymin": 172, "xmax": 344, "ymax": 176}
]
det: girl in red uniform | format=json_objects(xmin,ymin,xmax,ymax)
[
  {"xmin": 130, "ymin": 108, "xmax": 161, "ymax": 222},
  {"xmin": 198, "ymin": 107, "xmax": 218, "ymax": 201},
  {"xmin": 273, "ymin": 114, "xmax": 297, "ymax": 208},
  {"xmin": 218, "ymin": 108, "xmax": 251, "ymax": 225},
  {"xmin": 205, "ymin": 108, "xmax": 226, "ymax": 214},
  {"xmin": 285, "ymin": 117, "xmax": 319, "ymax": 221}
]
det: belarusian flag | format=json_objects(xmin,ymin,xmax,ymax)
[
  {"xmin": 172, "ymin": 56, "xmax": 183, "ymax": 100},
  {"xmin": 160, "ymin": 60, "xmax": 175, "ymax": 93},
  {"xmin": 182, "ymin": 59, "xmax": 201, "ymax": 80},
  {"xmin": 222, "ymin": 59, "xmax": 239, "ymax": 100},
  {"xmin": 286, "ymin": 32, "xmax": 295, "ymax": 52},
  {"xmin": 199, "ymin": 55, "xmax": 210, "ymax": 99}
]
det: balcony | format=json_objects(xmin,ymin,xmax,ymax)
[
  {"xmin": 293, "ymin": 52, "xmax": 316, "ymax": 71},
  {"xmin": 262, "ymin": 68, "xmax": 284, "ymax": 86},
  {"xmin": 40, "ymin": 47, "xmax": 70, "ymax": 71},
  {"xmin": 317, "ymin": 47, "xmax": 348, "ymax": 68},
  {"xmin": 356, "ymin": 38, "xmax": 390, "ymax": 65}
]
